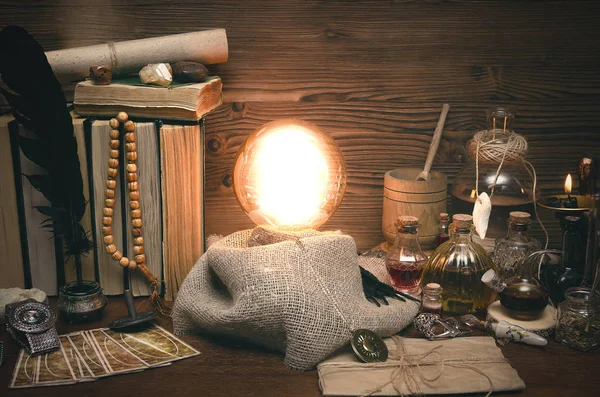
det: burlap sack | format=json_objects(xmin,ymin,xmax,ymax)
[{"xmin": 172, "ymin": 228, "xmax": 419, "ymax": 370}]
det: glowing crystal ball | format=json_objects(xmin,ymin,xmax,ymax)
[{"xmin": 233, "ymin": 119, "xmax": 347, "ymax": 229}]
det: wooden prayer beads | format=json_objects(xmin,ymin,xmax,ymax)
[{"xmin": 101, "ymin": 112, "xmax": 159, "ymax": 286}]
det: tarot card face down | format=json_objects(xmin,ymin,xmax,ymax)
[
  {"xmin": 35, "ymin": 344, "xmax": 76, "ymax": 386},
  {"xmin": 10, "ymin": 325, "xmax": 200, "ymax": 389},
  {"xmin": 67, "ymin": 331, "xmax": 110, "ymax": 377},
  {"xmin": 11, "ymin": 349, "xmax": 37, "ymax": 388},
  {"xmin": 61, "ymin": 335, "xmax": 95, "ymax": 381},
  {"xmin": 88, "ymin": 329, "xmax": 148, "ymax": 374},
  {"xmin": 11, "ymin": 344, "xmax": 76, "ymax": 388},
  {"xmin": 103, "ymin": 325, "xmax": 199, "ymax": 366}
]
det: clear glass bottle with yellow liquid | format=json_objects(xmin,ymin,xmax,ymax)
[{"xmin": 420, "ymin": 214, "xmax": 498, "ymax": 314}]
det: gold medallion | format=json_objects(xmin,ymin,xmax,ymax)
[{"xmin": 351, "ymin": 329, "xmax": 388, "ymax": 363}]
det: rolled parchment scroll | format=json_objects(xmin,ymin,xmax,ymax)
[{"xmin": 46, "ymin": 29, "xmax": 228, "ymax": 83}]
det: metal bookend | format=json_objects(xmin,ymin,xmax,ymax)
[{"xmin": 109, "ymin": 289, "xmax": 157, "ymax": 330}]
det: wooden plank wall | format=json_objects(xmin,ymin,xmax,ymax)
[{"xmin": 1, "ymin": 0, "xmax": 599, "ymax": 251}]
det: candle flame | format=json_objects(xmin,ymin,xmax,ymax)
[{"xmin": 565, "ymin": 174, "xmax": 572, "ymax": 195}]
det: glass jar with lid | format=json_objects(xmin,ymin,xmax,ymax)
[
  {"xmin": 451, "ymin": 108, "xmax": 539, "ymax": 250},
  {"xmin": 555, "ymin": 287, "xmax": 600, "ymax": 351}
]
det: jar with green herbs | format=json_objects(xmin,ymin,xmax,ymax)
[{"xmin": 555, "ymin": 287, "xmax": 600, "ymax": 351}]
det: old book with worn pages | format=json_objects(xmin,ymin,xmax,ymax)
[{"xmin": 74, "ymin": 77, "xmax": 222, "ymax": 121}]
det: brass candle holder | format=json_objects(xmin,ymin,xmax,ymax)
[
  {"xmin": 537, "ymin": 194, "xmax": 592, "ymax": 213},
  {"xmin": 538, "ymin": 173, "xmax": 592, "ymax": 212}
]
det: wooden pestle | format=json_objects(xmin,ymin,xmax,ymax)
[{"xmin": 416, "ymin": 104, "xmax": 450, "ymax": 181}]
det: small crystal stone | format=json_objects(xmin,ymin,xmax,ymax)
[
  {"xmin": 139, "ymin": 63, "xmax": 173, "ymax": 86},
  {"xmin": 172, "ymin": 61, "xmax": 209, "ymax": 83}
]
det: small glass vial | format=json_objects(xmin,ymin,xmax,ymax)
[
  {"xmin": 493, "ymin": 211, "xmax": 540, "ymax": 279},
  {"xmin": 421, "ymin": 283, "xmax": 443, "ymax": 316},
  {"xmin": 436, "ymin": 213, "xmax": 450, "ymax": 247},
  {"xmin": 555, "ymin": 287, "xmax": 600, "ymax": 351},
  {"xmin": 385, "ymin": 215, "xmax": 427, "ymax": 296}
]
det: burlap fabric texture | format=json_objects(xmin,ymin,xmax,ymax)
[{"xmin": 172, "ymin": 227, "xmax": 419, "ymax": 370}]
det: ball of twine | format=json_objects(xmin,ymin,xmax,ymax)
[
  {"xmin": 467, "ymin": 130, "xmax": 528, "ymax": 164},
  {"xmin": 465, "ymin": 129, "xmax": 547, "ymax": 249}
]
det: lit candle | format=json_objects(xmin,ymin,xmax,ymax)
[
  {"xmin": 565, "ymin": 174, "xmax": 572, "ymax": 199},
  {"xmin": 563, "ymin": 174, "xmax": 578, "ymax": 208}
]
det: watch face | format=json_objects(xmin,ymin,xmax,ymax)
[
  {"xmin": 9, "ymin": 302, "xmax": 56, "ymax": 333},
  {"xmin": 21, "ymin": 309, "xmax": 46, "ymax": 324}
]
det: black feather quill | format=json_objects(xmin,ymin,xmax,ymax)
[{"xmin": 0, "ymin": 26, "xmax": 92, "ymax": 288}]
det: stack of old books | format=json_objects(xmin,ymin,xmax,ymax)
[{"xmin": 1, "ymin": 77, "xmax": 222, "ymax": 300}]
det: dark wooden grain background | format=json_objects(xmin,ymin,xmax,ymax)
[{"xmin": 2, "ymin": 0, "xmax": 600, "ymax": 250}]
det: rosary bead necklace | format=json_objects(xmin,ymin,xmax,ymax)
[{"xmin": 102, "ymin": 112, "xmax": 159, "ymax": 286}]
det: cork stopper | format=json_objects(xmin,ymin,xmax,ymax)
[
  {"xmin": 452, "ymin": 214, "xmax": 473, "ymax": 229},
  {"xmin": 397, "ymin": 215, "xmax": 419, "ymax": 228},
  {"xmin": 424, "ymin": 283, "xmax": 443, "ymax": 297},
  {"xmin": 439, "ymin": 213, "xmax": 449, "ymax": 222},
  {"xmin": 509, "ymin": 211, "xmax": 531, "ymax": 225},
  {"xmin": 425, "ymin": 283, "xmax": 442, "ymax": 291}
]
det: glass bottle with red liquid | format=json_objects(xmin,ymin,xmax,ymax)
[
  {"xmin": 436, "ymin": 213, "xmax": 450, "ymax": 247},
  {"xmin": 385, "ymin": 215, "xmax": 427, "ymax": 296}
]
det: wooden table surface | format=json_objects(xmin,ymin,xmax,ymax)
[{"xmin": 1, "ymin": 297, "xmax": 598, "ymax": 397}]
